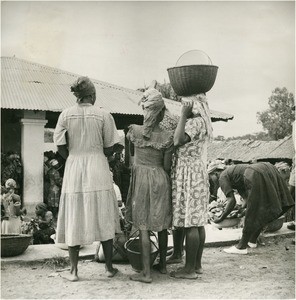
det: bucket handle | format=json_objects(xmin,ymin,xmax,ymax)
[{"xmin": 127, "ymin": 229, "xmax": 159, "ymax": 251}]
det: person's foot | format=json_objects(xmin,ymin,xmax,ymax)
[
  {"xmin": 152, "ymin": 263, "xmax": 167, "ymax": 274},
  {"xmin": 195, "ymin": 267, "xmax": 203, "ymax": 274},
  {"xmin": 60, "ymin": 272, "xmax": 79, "ymax": 282},
  {"xmin": 247, "ymin": 242, "xmax": 257, "ymax": 248},
  {"xmin": 224, "ymin": 246, "xmax": 247, "ymax": 255},
  {"xmin": 170, "ymin": 268, "xmax": 198, "ymax": 280},
  {"xmin": 166, "ymin": 255, "xmax": 183, "ymax": 264},
  {"xmin": 130, "ymin": 273, "xmax": 152, "ymax": 283},
  {"xmin": 105, "ymin": 267, "xmax": 118, "ymax": 278}
]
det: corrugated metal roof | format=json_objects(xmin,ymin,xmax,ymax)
[
  {"xmin": 208, "ymin": 136, "xmax": 294, "ymax": 161},
  {"xmin": 1, "ymin": 56, "xmax": 234, "ymax": 121}
]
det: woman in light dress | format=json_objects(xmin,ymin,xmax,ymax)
[{"xmin": 54, "ymin": 76, "xmax": 120, "ymax": 281}]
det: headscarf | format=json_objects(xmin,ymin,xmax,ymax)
[
  {"xmin": 35, "ymin": 203, "xmax": 48, "ymax": 212},
  {"xmin": 275, "ymin": 161, "xmax": 290, "ymax": 172},
  {"xmin": 71, "ymin": 76, "xmax": 96, "ymax": 102},
  {"xmin": 5, "ymin": 178, "xmax": 16, "ymax": 189},
  {"xmin": 182, "ymin": 93, "xmax": 213, "ymax": 141},
  {"xmin": 140, "ymin": 88, "xmax": 165, "ymax": 139},
  {"xmin": 207, "ymin": 160, "xmax": 226, "ymax": 174}
]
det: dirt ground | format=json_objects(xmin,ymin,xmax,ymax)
[{"xmin": 1, "ymin": 235, "xmax": 295, "ymax": 300}]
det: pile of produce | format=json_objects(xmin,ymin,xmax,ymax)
[{"xmin": 208, "ymin": 199, "xmax": 246, "ymax": 220}]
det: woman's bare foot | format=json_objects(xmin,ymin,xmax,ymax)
[
  {"xmin": 105, "ymin": 267, "xmax": 118, "ymax": 278},
  {"xmin": 152, "ymin": 263, "xmax": 167, "ymax": 274},
  {"xmin": 170, "ymin": 268, "xmax": 198, "ymax": 279},
  {"xmin": 166, "ymin": 255, "xmax": 183, "ymax": 264},
  {"xmin": 130, "ymin": 273, "xmax": 152, "ymax": 283},
  {"xmin": 195, "ymin": 267, "xmax": 203, "ymax": 274},
  {"xmin": 60, "ymin": 272, "xmax": 79, "ymax": 282}
]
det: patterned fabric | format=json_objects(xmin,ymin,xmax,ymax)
[
  {"xmin": 53, "ymin": 103, "xmax": 121, "ymax": 246},
  {"xmin": 171, "ymin": 117, "xmax": 210, "ymax": 227},
  {"xmin": 125, "ymin": 125, "xmax": 173, "ymax": 231}
]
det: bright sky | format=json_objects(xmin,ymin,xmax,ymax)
[{"xmin": 1, "ymin": 0, "xmax": 295, "ymax": 137}]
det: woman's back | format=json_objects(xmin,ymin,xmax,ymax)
[{"xmin": 58, "ymin": 104, "xmax": 117, "ymax": 155}]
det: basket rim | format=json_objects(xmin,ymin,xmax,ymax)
[
  {"xmin": 1, "ymin": 233, "xmax": 33, "ymax": 239},
  {"xmin": 167, "ymin": 65, "xmax": 218, "ymax": 71},
  {"xmin": 124, "ymin": 240, "xmax": 158, "ymax": 255}
]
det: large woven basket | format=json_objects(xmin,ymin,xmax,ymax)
[
  {"xmin": 167, "ymin": 65, "xmax": 218, "ymax": 96},
  {"xmin": 1, "ymin": 234, "xmax": 32, "ymax": 257}
]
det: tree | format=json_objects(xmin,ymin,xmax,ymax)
[{"xmin": 257, "ymin": 87, "xmax": 295, "ymax": 140}]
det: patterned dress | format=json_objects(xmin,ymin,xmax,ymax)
[
  {"xmin": 171, "ymin": 116, "xmax": 210, "ymax": 228},
  {"xmin": 126, "ymin": 125, "xmax": 173, "ymax": 232},
  {"xmin": 53, "ymin": 103, "xmax": 120, "ymax": 246}
]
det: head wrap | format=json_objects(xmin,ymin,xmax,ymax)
[
  {"xmin": 71, "ymin": 76, "xmax": 96, "ymax": 102},
  {"xmin": 140, "ymin": 88, "xmax": 165, "ymax": 139},
  {"xmin": 207, "ymin": 160, "xmax": 226, "ymax": 174},
  {"xmin": 182, "ymin": 94, "xmax": 213, "ymax": 141},
  {"xmin": 5, "ymin": 178, "xmax": 16, "ymax": 189},
  {"xmin": 275, "ymin": 162, "xmax": 290, "ymax": 172},
  {"xmin": 35, "ymin": 203, "xmax": 47, "ymax": 212}
]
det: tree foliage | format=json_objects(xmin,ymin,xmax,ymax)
[
  {"xmin": 225, "ymin": 131, "xmax": 272, "ymax": 141},
  {"xmin": 257, "ymin": 87, "xmax": 295, "ymax": 140}
]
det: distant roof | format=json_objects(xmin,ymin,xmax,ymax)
[
  {"xmin": 208, "ymin": 135, "xmax": 294, "ymax": 161},
  {"xmin": 1, "ymin": 56, "xmax": 233, "ymax": 121}
]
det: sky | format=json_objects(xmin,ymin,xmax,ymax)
[{"xmin": 1, "ymin": 0, "xmax": 295, "ymax": 138}]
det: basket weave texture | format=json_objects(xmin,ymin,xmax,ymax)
[
  {"xmin": 167, "ymin": 65, "xmax": 218, "ymax": 96},
  {"xmin": 1, "ymin": 234, "xmax": 32, "ymax": 257}
]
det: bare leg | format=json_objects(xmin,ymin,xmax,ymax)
[
  {"xmin": 101, "ymin": 239, "xmax": 118, "ymax": 277},
  {"xmin": 171, "ymin": 227, "xmax": 198, "ymax": 279},
  {"xmin": 195, "ymin": 226, "xmax": 205, "ymax": 274},
  {"xmin": 249, "ymin": 227, "xmax": 263, "ymax": 244},
  {"xmin": 153, "ymin": 230, "xmax": 168, "ymax": 274},
  {"xmin": 130, "ymin": 230, "xmax": 152, "ymax": 283},
  {"xmin": 61, "ymin": 245, "xmax": 80, "ymax": 282},
  {"xmin": 167, "ymin": 227, "xmax": 185, "ymax": 264},
  {"xmin": 237, "ymin": 230, "xmax": 252, "ymax": 249}
]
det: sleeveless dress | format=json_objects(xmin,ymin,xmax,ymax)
[
  {"xmin": 54, "ymin": 103, "xmax": 120, "ymax": 246},
  {"xmin": 125, "ymin": 125, "xmax": 173, "ymax": 232},
  {"xmin": 171, "ymin": 116, "xmax": 210, "ymax": 228}
]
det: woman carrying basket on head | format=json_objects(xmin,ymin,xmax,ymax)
[{"xmin": 125, "ymin": 87, "xmax": 174, "ymax": 283}]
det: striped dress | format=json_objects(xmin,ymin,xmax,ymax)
[{"xmin": 54, "ymin": 103, "xmax": 120, "ymax": 246}]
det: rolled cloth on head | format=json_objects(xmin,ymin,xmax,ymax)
[
  {"xmin": 207, "ymin": 160, "xmax": 226, "ymax": 174},
  {"xmin": 5, "ymin": 179, "xmax": 17, "ymax": 189},
  {"xmin": 71, "ymin": 76, "xmax": 96, "ymax": 101},
  {"xmin": 140, "ymin": 88, "xmax": 165, "ymax": 139},
  {"xmin": 35, "ymin": 203, "xmax": 47, "ymax": 212},
  {"xmin": 182, "ymin": 93, "xmax": 213, "ymax": 141}
]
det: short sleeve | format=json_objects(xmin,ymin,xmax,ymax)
[
  {"xmin": 53, "ymin": 111, "xmax": 67, "ymax": 146},
  {"xmin": 219, "ymin": 170, "xmax": 233, "ymax": 197},
  {"xmin": 102, "ymin": 112, "xmax": 120, "ymax": 148},
  {"xmin": 113, "ymin": 184, "xmax": 122, "ymax": 201},
  {"xmin": 184, "ymin": 117, "xmax": 203, "ymax": 141}
]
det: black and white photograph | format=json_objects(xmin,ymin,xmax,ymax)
[{"xmin": 1, "ymin": 0, "xmax": 295, "ymax": 299}]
